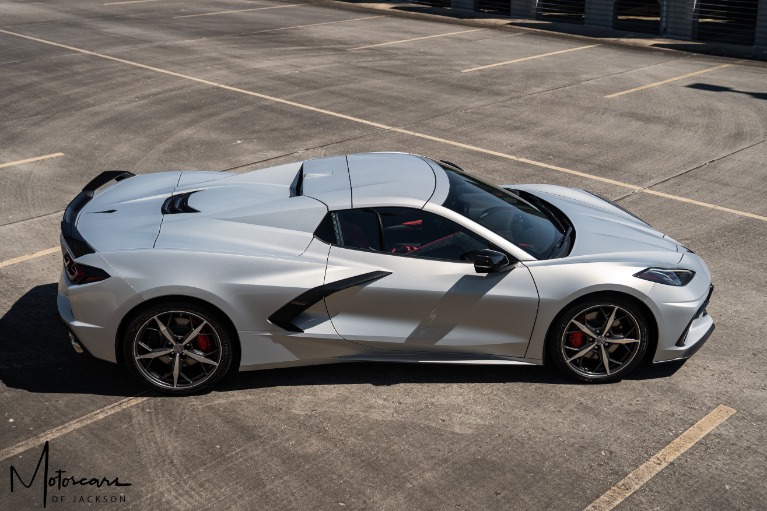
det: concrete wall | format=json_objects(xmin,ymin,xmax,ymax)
[
  {"xmin": 664, "ymin": 0, "xmax": 696, "ymax": 39},
  {"xmin": 451, "ymin": 0, "xmax": 475, "ymax": 11},
  {"xmin": 756, "ymin": 0, "xmax": 767, "ymax": 47},
  {"xmin": 585, "ymin": 0, "xmax": 614, "ymax": 27},
  {"xmin": 454, "ymin": 0, "xmax": 764, "ymax": 46},
  {"xmin": 511, "ymin": 0, "xmax": 537, "ymax": 18}
]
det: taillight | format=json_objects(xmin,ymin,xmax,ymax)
[{"xmin": 63, "ymin": 252, "xmax": 110, "ymax": 285}]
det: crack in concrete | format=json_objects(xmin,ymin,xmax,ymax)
[{"xmin": 613, "ymin": 138, "xmax": 766, "ymax": 202}]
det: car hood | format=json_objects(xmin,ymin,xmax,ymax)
[{"xmin": 508, "ymin": 184, "xmax": 683, "ymax": 260}]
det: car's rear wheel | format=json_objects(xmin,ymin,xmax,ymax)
[
  {"xmin": 122, "ymin": 301, "xmax": 233, "ymax": 395},
  {"xmin": 547, "ymin": 298, "xmax": 649, "ymax": 383}
]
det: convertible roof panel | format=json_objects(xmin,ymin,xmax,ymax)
[
  {"xmin": 299, "ymin": 153, "xmax": 437, "ymax": 210},
  {"xmin": 347, "ymin": 153, "xmax": 436, "ymax": 209},
  {"xmin": 301, "ymin": 155, "xmax": 352, "ymax": 209}
]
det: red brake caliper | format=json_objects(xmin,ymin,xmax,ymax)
[
  {"xmin": 568, "ymin": 331, "xmax": 584, "ymax": 348},
  {"xmin": 195, "ymin": 326, "xmax": 211, "ymax": 352}
]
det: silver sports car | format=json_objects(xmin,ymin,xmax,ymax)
[{"xmin": 58, "ymin": 153, "xmax": 714, "ymax": 394}]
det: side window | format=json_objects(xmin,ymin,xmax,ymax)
[
  {"xmin": 313, "ymin": 213, "xmax": 337, "ymax": 245},
  {"xmin": 331, "ymin": 207, "xmax": 493, "ymax": 263},
  {"xmin": 335, "ymin": 209, "xmax": 382, "ymax": 251}
]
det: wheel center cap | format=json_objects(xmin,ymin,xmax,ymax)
[
  {"xmin": 172, "ymin": 344, "xmax": 184, "ymax": 354},
  {"xmin": 596, "ymin": 337, "xmax": 607, "ymax": 346}
]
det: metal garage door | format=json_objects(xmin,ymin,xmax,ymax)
[
  {"xmin": 614, "ymin": 0, "xmax": 662, "ymax": 34},
  {"xmin": 696, "ymin": 0, "xmax": 758, "ymax": 45},
  {"xmin": 537, "ymin": 0, "xmax": 586, "ymax": 24}
]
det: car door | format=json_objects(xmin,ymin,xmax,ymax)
[{"xmin": 321, "ymin": 207, "xmax": 539, "ymax": 358}]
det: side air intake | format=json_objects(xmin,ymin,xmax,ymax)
[{"xmin": 161, "ymin": 191, "xmax": 200, "ymax": 214}]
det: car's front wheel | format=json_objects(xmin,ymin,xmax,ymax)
[
  {"xmin": 122, "ymin": 301, "xmax": 233, "ymax": 395},
  {"xmin": 547, "ymin": 298, "xmax": 649, "ymax": 383}
]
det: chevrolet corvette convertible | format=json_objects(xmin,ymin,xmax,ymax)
[{"xmin": 58, "ymin": 153, "xmax": 714, "ymax": 394}]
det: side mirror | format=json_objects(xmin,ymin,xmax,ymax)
[{"xmin": 474, "ymin": 249, "xmax": 511, "ymax": 273}]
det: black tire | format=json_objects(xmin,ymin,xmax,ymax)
[
  {"xmin": 547, "ymin": 297, "xmax": 649, "ymax": 383},
  {"xmin": 122, "ymin": 301, "xmax": 234, "ymax": 395}
]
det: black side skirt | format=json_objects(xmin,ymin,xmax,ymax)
[{"xmin": 268, "ymin": 271, "xmax": 391, "ymax": 333}]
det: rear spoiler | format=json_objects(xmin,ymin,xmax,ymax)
[{"xmin": 61, "ymin": 170, "xmax": 135, "ymax": 257}]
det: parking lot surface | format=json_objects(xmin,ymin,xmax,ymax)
[{"xmin": 1, "ymin": 1, "xmax": 766, "ymax": 509}]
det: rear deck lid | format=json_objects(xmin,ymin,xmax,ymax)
[{"xmin": 74, "ymin": 171, "xmax": 183, "ymax": 252}]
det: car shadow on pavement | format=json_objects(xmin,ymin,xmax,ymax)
[
  {"xmin": 0, "ymin": 283, "xmax": 142, "ymax": 396},
  {"xmin": 220, "ymin": 356, "xmax": 683, "ymax": 392},
  {"xmin": 0, "ymin": 284, "xmax": 684, "ymax": 396},
  {"xmin": 221, "ymin": 361, "xmax": 571, "ymax": 392},
  {"xmin": 215, "ymin": 348, "xmax": 683, "ymax": 392}
]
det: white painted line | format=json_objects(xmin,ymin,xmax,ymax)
[
  {"xmin": 0, "ymin": 247, "xmax": 59, "ymax": 269},
  {"xmin": 0, "ymin": 396, "xmax": 148, "ymax": 462},
  {"xmin": 462, "ymin": 44, "xmax": 600, "ymax": 73},
  {"xmin": 348, "ymin": 28, "xmax": 485, "ymax": 51},
  {"xmin": 584, "ymin": 404, "xmax": 737, "ymax": 511},
  {"xmin": 173, "ymin": 4, "xmax": 302, "ymax": 19},
  {"xmin": 605, "ymin": 63, "xmax": 734, "ymax": 98},
  {"xmin": 0, "ymin": 152, "xmax": 64, "ymax": 169},
  {"xmin": 0, "ymin": 29, "xmax": 764, "ymax": 223}
]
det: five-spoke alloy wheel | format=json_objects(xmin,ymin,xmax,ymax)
[
  {"xmin": 123, "ymin": 301, "xmax": 233, "ymax": 395},
  {"xmin": 548, "ymin": 297, "xmax": 649, "ymax": 382}
]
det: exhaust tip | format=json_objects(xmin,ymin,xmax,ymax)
[{"xmin": 68, "ymin": 331, "xmax": 85, "ymax": 354}]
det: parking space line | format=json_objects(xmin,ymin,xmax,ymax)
[
  {"xmin": 0, "ymin": 152, "xmax": 64, "ymax": 169},
  {"xmin": 1, "ymin": 29, "xmax": 765, "ymax": 224},
  {"xmin": 348, "ymin": 28, "xmax": 485, "ymax": 51},
  {"xmin": 219, "ymin": 15, "xmax": 384, "ymax": 35},
  {"xmin": 0, "ymin": 247, "xmax": 59, "ymax": 269},
  {"xmin": 461, "ymin": 44, "xmax": 600, "ymax": 73},
  {"xmin": 0, "ymin": 396, "xmax": 148, "ymax": 462},
  {"xmin": 605, "ymin": 63, "xmax": 734, "ymax": 98},
  {"xmin": 173, "ymin": 4, "xmax": 302, "ymax": 19},
  {"xmin": 641, "ymin": 188, "xmax": 767, "ymax": 221},
  {"xmin": 583, "ymin": 405, "xmax": 736, "ymax": 511},
  {"xmin": 105, "ymin": 0, "xmax": 169, "ymax": 4}
]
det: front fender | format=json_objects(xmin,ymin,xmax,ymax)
[{"xmin": 523, "ymin": 260, "xmax": 657, "ymax": 361}]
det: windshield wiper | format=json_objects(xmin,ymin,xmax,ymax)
[{"xmin": 547, "ymin": 225, "xmax": 573, "ymax": 259}]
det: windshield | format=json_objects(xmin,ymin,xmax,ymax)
[{"xmin": 441, "ymin": 166, "xmax": 562, "ymax": 259}]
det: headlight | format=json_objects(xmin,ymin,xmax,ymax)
[{"xmin": 634, "ymin": 268, "xmax": 695, "ymax": 286}]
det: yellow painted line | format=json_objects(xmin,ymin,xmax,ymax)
[
  {"xmin": 584, "ymin": 405, "xmax": 736, "ymax": 511},
  {"xmin": 0, "ymin": 152, "xmax": 64, "ymax": 169},
  {"xmin": 239, "ymin": 15, "xmax": 383, "ymax": 35},
  {"xmin": 605, "ymin": 63, "xmax": 734, "ymax": 98},
  {"xmin": 642, "ymin": 188, "xmax": 767, "ymax": 222},
  {"xmin": 0, "ymin": 29, "xmax": 764, "ymax": 224},
  {"xmin": 105, "ymin": 0, "xmax": 172, "ymax": 5},
  {"xmin": 0, "ymin": 396, "xmax": 148, "ymax": 462},
  {"xmin": 348, "ymin": 28, "xmax": 485, "ymax": 51},
  {"xmin": 461, "ymin": 44, "xmax": 600, "ymax": 73},
  {"xmin": 0, "ymin": 247, "xmax": 59, "ymax": 269},
  {"xmin": 173, "ymin": 4, "xmax": 302, "ymax": 19}
]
